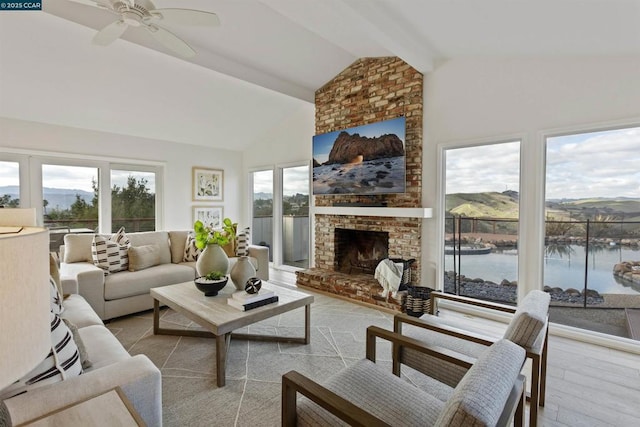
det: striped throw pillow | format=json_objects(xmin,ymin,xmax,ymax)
[
  {"xmin": 91, "ymin": 235, "xmax": 129, "ymax": 274},
  {"xmin": 235, "ymin": 227, "xmax": 251, "ymax": 257},
  {"xmin": 49, "ymin": 276, "xmax": 64, "ymax": 315},
  {"xmin": 0, "ymin": 312, "xmax": 83, "ymax": 400}
]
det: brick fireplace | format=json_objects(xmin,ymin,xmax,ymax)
[
  {"xmin": 296, "ymin": 56, "xmax": 424, "ymax": 311},
  {"xmin": 296, "ymin": 211, "xmax": 422, "ymax": 310}
]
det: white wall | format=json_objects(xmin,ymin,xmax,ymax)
[
  {"xmin": 241, "ymin": 104, "xmax": 314, "ymax": 223},
  {"xmin": 0, "ymin": 117, "xmax": 242, "ymax": 230},
  {"xmin": 421, "ymin": 56, "xmax": 640, "ymax": 296}
]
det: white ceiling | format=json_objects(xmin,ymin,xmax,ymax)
[{"xmin": 2, "ymin": 0, "xmax": 640, "ymax": 150}]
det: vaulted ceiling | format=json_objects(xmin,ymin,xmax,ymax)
[{"xmin": 1, "ymin": 0, "xmax": 639, "ymax": 150}]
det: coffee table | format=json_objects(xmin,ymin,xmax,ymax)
[{"xmin": 150, "ymin": 281, "xmax": 314, "ymax": 387}]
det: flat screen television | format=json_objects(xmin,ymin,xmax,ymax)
[{"xmin": 312, "ymin": 116, "xmax": 406, "ymax": 195}]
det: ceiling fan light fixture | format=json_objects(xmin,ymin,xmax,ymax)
[{"xmin": 121, "ymin": 11, "xmax": 142, "ymax": 26}]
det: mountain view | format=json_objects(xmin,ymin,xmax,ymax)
[
  {"xmin": 0, "ymin": 185, "xmax": 94, "ymax": 210},
  {"xmin": 447, "ymin": 190, "xmax": 640, "ymax": 220}
]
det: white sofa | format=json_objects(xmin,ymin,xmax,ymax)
[
  {"xmin": 3, "ymin": 282, "xmax": 162, "ymax": 426},
  {"xmin": 60, "ymin": 230, "xmax": 270, "ymax": 320}
]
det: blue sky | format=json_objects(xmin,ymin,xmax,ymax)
[
  {"xmin": 313, "ymin": 116, "xmax": 406, "ymax": 164},
  {"xmin": 446, "ymin": 127, "xmax": 640, "ymax": 199}
]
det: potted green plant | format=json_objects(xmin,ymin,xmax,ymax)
[{"xmin": 193, "ymin": 218, "xmax": 237, "ymax": 277}]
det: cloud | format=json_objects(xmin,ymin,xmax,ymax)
[
  {"xmin": 446, "ymin": 141, "xmax": 520, "ymax": 194},
  {"xmin": 446, "ymin": 127, "xmax": 640, "ymax": 200}
]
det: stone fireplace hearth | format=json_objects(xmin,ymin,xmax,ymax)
[{"xmin": 296, "ymin": 212, "xmax": 422, "ymax": 311}]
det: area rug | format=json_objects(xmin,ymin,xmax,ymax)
[{"xmin": 106, "ymin": 287, "xmax": 396, "ymax": 426}]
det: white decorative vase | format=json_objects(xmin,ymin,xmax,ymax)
[
  {"xmin": 196, "ymin": 244, "xmax": 229, "ymax": 277},
  {"xmin": 230, "ymin": 256, "xmax": 257, "ymax": 291}
]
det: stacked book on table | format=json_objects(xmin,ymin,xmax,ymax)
[{"xmin": 227, "ymin": 289, "xmax": 278, "ymax": 311}]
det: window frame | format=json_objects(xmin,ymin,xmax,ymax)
[{"xmin": 0, "ymin": 149, "xmax": 164, "ymax": 231}]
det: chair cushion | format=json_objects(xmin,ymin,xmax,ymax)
[
  {"xmin": 502, "ymin": 290, "xmax": 550, "ymax": 350},
  {"xmin": 401, "ymin": 317, "xmax": 491, "ymax": 387},
  {"xmin": 435, "ymin": 339, "xmax": 525, "ymax": 427},
  {"xmin": 297, "ymin": 359, "xmax": 444, "ymax": 427}
]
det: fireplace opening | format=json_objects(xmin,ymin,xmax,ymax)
[{"xmin": 335, "ymin": 229, "xmax": 389, "ymax": 274}]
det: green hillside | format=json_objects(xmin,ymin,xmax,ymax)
[
  {"xmin": 447, "ymin": 192, "xmax": 640, "ymax": 220},
  {"xmin": 446, "ymin": 191, "xmax": 519, "ymax": 219}
]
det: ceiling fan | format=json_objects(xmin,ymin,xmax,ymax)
[{"xmin": 69, "ymin": 0, "xmax": 220, "ymax": 57}]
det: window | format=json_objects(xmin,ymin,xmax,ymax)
[
  {"xmin": 545, "ymin": 126, "xmax": 640, "ymax": 333},
  {"xmin": 251, "ymin": 170, "xmax": 273, "ymax": 261},
  {"xmin": 0, "ymin": 160, "xmax": 20, "ymax": 207},
  {"xmin": 281, "ymin": 165, "xmax": 309, "ymax": 268},
  {"xmin": 111, "ymin": 169, "xmax": 156, "ymax": 232},
  {"xmin": 42, "ymin": 164, "xmax": 99, "ymax": 231},
  {"xmin": 444, "ymin": 141, "xmax": 521, "ymax": 305}
]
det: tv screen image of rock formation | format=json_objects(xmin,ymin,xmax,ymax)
[{"xmin": 312, "ymin": 116, "xmax": 406, "ymax": 195}]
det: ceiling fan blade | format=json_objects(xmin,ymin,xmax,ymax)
[
  {"xmin": 67, "ymin": 0, "xmax": 112, "ymax": 9},
  {"xmin": 146, "ymin": 25, "xmax": 196, "ymax": 58},
  {"xmin": 151, "ymin": 8, "xmax": 220, "ymax": 26},
  {"xmin": 92, "ymin": 20, "xmax": 128, "ymax": 46}
]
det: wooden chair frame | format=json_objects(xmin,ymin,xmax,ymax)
[
  {"xmin": 393, "ymin": 291, "xmax": 549, "ymax": 427},
  {"xmin": 282, "ymin": 325, "xmax": 525, "ymax": 427}
]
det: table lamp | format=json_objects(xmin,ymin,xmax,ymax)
[{"xmin": 0, "ymin": 227, "xmax": 50, "ymax": 391}]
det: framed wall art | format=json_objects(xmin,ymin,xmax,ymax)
[
  {"xmin": 192, "ymin": 206, "xmax": 223, "ymax": 229},
  {"xmin": 192, "ymin": 167, "xmax": 223, "ymax": 201}
]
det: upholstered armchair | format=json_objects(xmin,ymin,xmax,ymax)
[
  {"xmin": 394, "ymin": 290, "xmax": 550, "ymax": 427},
  {"xmin": 282, "ymin": 326, "xmax": 527, "ymax": 427}
]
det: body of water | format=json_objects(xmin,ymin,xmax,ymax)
[{"xmin": 445, "ymin": 244, "xmax": 640, "ymax": 295}]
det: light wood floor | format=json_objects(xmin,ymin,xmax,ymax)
[{"xmin": 270, "ymin": 268, "xmax": 640, "ymax": 426}]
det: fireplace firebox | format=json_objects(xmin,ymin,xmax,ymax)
[{"xmin": 334, "ymin": 228, "xmax": 389, "ymax": 275}]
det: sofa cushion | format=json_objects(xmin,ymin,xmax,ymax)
[
  {"xmin": 169, "ymin": 230, "xmax": 190, "ymax": 264},
  {"xmin": 128, "ymin": 244, "xmax": 161, "ymax": 271},
  {"xmin": 128, "ymin": 231, "xmax": 171, "ymax": 265},
  {"xmin": 104, "ymin": 264, "xmax": 195, "ymax": 300},
  {"xmin": 62, "ymin": 294, "xmax": 104, "ymax": 328},
  {"xmin": 91, "ymin": 235, "xmax": 129, "ymax": 274},
  {"xmin": 78, "ymin": 325, "xmax": 130, "ymax": 371},
  {"xmin": 0, "ymin": 313, "xmax": 83, "ymax": 400}
]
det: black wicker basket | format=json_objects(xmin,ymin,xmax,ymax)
[
  {"xmin": 405, "ymin": 285, "xmax": 433, "ymax": 317},
  {"xmin": 389, "ymin": 258, "xmax": 415, "ymax": 291}
]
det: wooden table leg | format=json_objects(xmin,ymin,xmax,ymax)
[
  {"xmin": 304, "ymin": 304, "xmax": 311, "ymax": 344},
  {"xmin": 153, "ymin": 299, "xmax": 160, "ymax": 335},
  {"xmin": 215, "ymin": 333, "xmax": 229, "ymax": 387}
]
